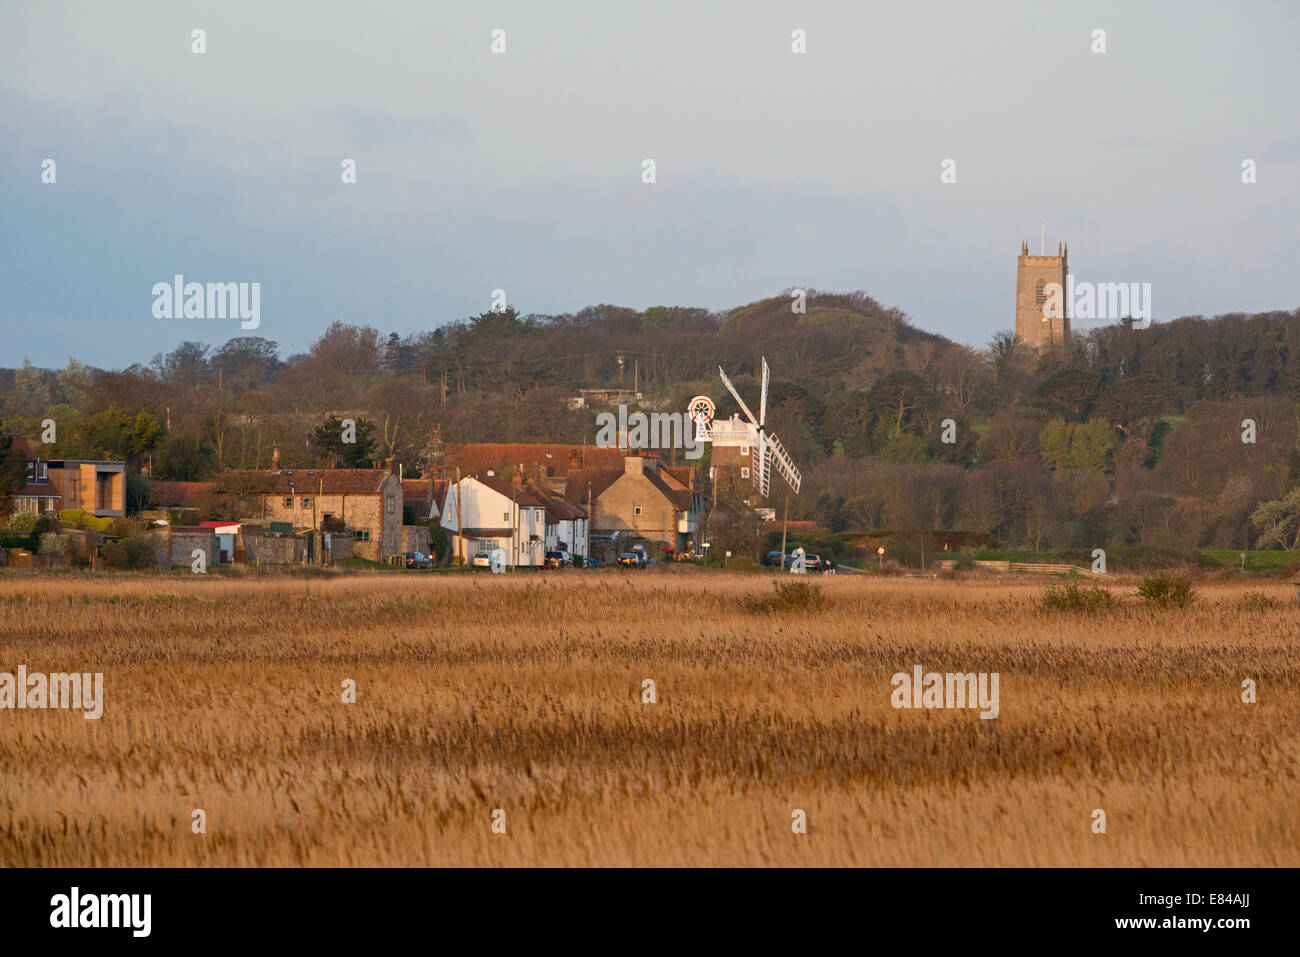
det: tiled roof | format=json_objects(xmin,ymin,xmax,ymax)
[
  {"xmin": 149, "ymin": 481, "xmax": 214, "ymax": 507},
  {"xmin": 642, "ymin": 467, "xmax": 693, "ymax": 509},
  {"xmin": 17, "ymin": 483, "xmax": 59, "ymax": 497},
  {"xmin": 445, "ymin": 443, "xmax": 625, "ymax": 476},
  {"xmin": 475, "ymin": 474, "xmax": 549, "ymax": 507},
  {"xmin": 563, "ymin": 468, "xmax": 623, "ymax": 505},
  {"xmin": 527, "ymin": 485, "xmax": 587, "ymax": 522},
  {"xmin": 224, "ymin": 470, "xmax": 393, "ymax": 495},
  {"xmin": 401, "ymin": 478, "xmax": 432, "ymax": 502}
]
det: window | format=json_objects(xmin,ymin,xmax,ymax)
[
  {"xmin": 302, "ymin": 496, "xmax": 312, "ymax": 508},
  {"xmin": 634, "ymin": 506, "xmax": 643, "ymax": 516},
  {"xmin": 740, "ymin": 445, "xmax": 749, "ymax": 455},
  {"xmin": 385, "ymin": 497, "xmax": 395, "ymax": 514},
  {"xmin": 283, "ymin": 497, "xmax": 293, "ymax": 508},
  {"xmin": 353, "ymin": 530, "xmax": 371, "ymax": 542},
  {"xmin": 741, "ymin": 467, "xmax": 750, "ymax": 478},
  {"xmin": 37, "ymin": 463, "xmax": 47, "ymax": 480},
  {"xmin": 503, "ymin": 512, "xmax": 510, "ymax": 522}
]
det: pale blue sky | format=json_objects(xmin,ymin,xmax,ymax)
[{"xmin": 2, "ymin": 0, "xmax": 1297, "ymax": 368}]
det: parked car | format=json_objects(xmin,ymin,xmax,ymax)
[
  {"xmin": 805, "ymin": 554, "xmax": 823, "ymax": 572},
  {"xmin": 471, "ymin": 552, "xmax": 494, "ymax": 568},
  {"xmin": 762, "ymin": 550, "xmax": 787, "ymax": 567},
  {"xmin": 617, "ymin": 552, "xmax": 642, "ymax": 568},
  {"xmin": 404, "ymin": 552, "xmax": 431, "ymax": 569},
  {"xmin": 543, "ymin": 550, "xmax": 571, "ymax": 569}
]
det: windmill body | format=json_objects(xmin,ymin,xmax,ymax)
[{"xmin": 716, "ymin": 357, "xmax": 802, "ymax": 498}]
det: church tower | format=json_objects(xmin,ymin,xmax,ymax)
[{"xmin": 1015, "ymin": 238, "xmax": 1070, "ymax": 351}]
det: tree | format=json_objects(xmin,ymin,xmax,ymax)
[
  {"xmin": 56, "ymin": 358, "xmax": 95, "ymax": 407},
  {"xmin": 1093, "ymin": 374, "xmax": 1180, "ymax": 437},
  {"xmin": 1039, "ymin": 418, "xmax": 1112, "ymax": 473},
  {"xmin": 1250, "ymin": 487, "xmax": 1300, "ymax": 550},
  {"xmin": 309, "ymin": 322, "xmax": 383, "ymax": 377},
  {"xmin": 153, "ymin": 341, "xmax": 210, "ymax": 385},
  {"xmin": 1034, "ymin": 368, "xmax": 1098, "ymax": 421},
  {"xmin": 0, "ymin": 434, "xmax": 28, "ymax": 517},
  {"xmin": 211, "ymin": 337, "xmax": 281, "ymax": 387},
  {"xmin": 312, "ymin": 415, "xmax": 377, "ymax": 467},
  {"xmin": 154, "ymin": 434, "xmax": 217, "ymax": 481},
  {"xmin": 7, "ymin": 358, "xmax": 52, "ymax": 419}
]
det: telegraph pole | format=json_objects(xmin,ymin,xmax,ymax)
[{"xmin": 779, "ymin": 488, "xmax": 790, "ymax": 571}]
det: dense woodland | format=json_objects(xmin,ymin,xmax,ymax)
[{"xmin": 3, "ymin": 291, "xmax": 1299, "ymax": 555}]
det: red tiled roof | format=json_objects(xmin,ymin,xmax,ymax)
[
  {"xmin": 643, "ymin": 467, "xmax": 692, "ymax": 509},
  {"xmin": 401, "ymin": 478, "xmax": 432, "ymax": 502},
  {"xmin": 472, "ymin": 474, "xmax": 542, "ymax": 507},
  {"xmin": 445, "ymin": 444, "xmax": 625, "ymax": 476},
  {"xmin": 149, "ymin": 481, "xmax": 214, "ymax": 507},
  {"xmin": 17, "ymin": 483, "xmax": 59, "ymax": 497},
  {"xmin": 224, "ymin": 470, "xmax": 393, "ymax": 495},
  {"xmin": 563, "ymin": 468, "xmax": 623, "ymax": 506},
  {"xmin": 527, "ymin": 485, "xmax": 587, "ymax": 522}
]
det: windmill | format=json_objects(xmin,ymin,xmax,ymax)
[{"xmin": 717, "ymin": 357, "xmax": 801, "ymax": 497}]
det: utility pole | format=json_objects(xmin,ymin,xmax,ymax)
[
  {"xmin": 779, "ymin": 488, "xmax": 790, "ymax": 572},
  {"xmin": 454, "ymin": 468, "xmax": 463, "ymax": 565}
]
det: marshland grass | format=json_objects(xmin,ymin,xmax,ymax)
[{"xmin": 1, "ymin": 571, "xmax": 1295, "ymax": 866}]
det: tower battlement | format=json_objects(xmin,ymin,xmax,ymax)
[{"xmin": 1015, "ymin": 239, "xmax": 1070, "ymax": 351}]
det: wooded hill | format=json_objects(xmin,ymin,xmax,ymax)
[{"xmin": 3, "ymin": 292, "xmax": 1298, "ymax": 555}]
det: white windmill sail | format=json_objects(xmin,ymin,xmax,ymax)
[{"xmin": 717, "ymin": 357, "xmax": 801, "ymax": 497}]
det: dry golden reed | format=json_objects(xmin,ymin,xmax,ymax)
[{"xmin": 0, "ymin": 571, "xmax": 1295, "ymax": 866}]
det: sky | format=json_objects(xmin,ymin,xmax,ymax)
[{"xmin": 2, "ymin": 0, "xmax": 1297, "ymax": 369}]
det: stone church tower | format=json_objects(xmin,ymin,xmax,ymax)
[{"xmin": 1015, "ymin": 239, "xmax": 1070, "ymax": 350}]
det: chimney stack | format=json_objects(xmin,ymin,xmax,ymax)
[{"xmin": 272, "ymin": 446, "xmax": 280, "ymax": 471}]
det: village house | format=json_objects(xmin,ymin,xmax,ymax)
[
  {"xmin": 567, "ymin": 451, "xmax": 704, "ymax": 558},
  {"xmin": 400, "ymin": 477, "xmax": 448, "ymax": 524},
  {"xmin": 442, "ymin": 444, "xmax": 626, "ymax": 495},
  {"xmin": 439, "ymin": 443, "xmax": 704, "ymax": 562},
  {"xmin": 5, "ymin": 435, "xmax": 126, "ymax": 518},
  {"xmin": 441, "ymin": 473, "xmax": 561, "ymax": 567},
  {"xmin": 230, "ymin": 468, "xmax": 403, "ymax": 562}
]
